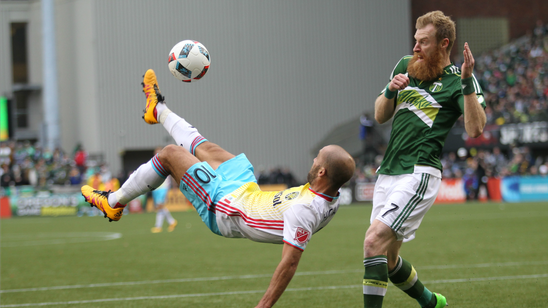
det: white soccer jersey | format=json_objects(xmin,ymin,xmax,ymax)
[{"xmin": 215, "ymin": 183, "xmax": 339, "ymax": 251}]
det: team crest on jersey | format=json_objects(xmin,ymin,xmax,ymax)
[
  {"xmin": 285, "ymin": 192, "xmax": 299, "ymax": 201},
  {"xmin": 429, "ymin": 82, "xmax": 443, "ymax": 93},
  {"xmin": 294, "ymin": 227, "xmax": 310, "ymax": 245}
]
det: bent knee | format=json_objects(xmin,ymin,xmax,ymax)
[
  {"xmin": 158, "ymin": 144, "xmax": 191, "ymax": 162},
  {"xmin": 162, "ymin": 144, "xmax": 189, "ymax": 154}
]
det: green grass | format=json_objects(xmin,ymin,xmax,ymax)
[{"xmin": 1, "ymin": 202, "xmax": 548, "ymax": 307}]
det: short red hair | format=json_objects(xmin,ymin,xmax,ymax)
[{"xmin": 416, "ymin": 11, "xmax": 456, "ymax": 51}]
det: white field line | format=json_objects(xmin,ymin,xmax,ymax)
[
  {"xmin": 1, "ymin": 260, "xmax": 547, "ymax": 294},
  {"xmin": 423, "ymin": 273, "xmax": 548, "ymax": 284},
  {"xmin": 427, "ymin": 210, "xmax": 548, "ymax": 222},
  {"xmin": 1, "ymin": 273, "xmax": 547, "ymax": 307},
  {"xmin": 1, "ymin": 232, "xmax": 122, "ymax": 247}
]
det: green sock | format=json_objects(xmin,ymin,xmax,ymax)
[
  {"xmin": 388, "ymin": 256, "xmax": 433, "ymax": 307},
  {"xmin": 422, "ymin": 291, "xmax": 438, "ymax": 308},
  {"xmin": 363, "ymin": 255, "xmax": 388, "ymax": 308}
]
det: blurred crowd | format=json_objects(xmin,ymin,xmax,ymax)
[
  {"xmin": 0, "ymin": 140, "xmax": 123, "ymax": 191},
  {"xmin": 0, "ymin": 139, "xmax": 300, "ymax": 191},
  {"xmin": 440, "ymin": 146, "xmax": 548, "ymax": 179},
  {"xmin": 256, "ymin": 167, "xmax": 299, "ymax": 187},
  {"xmin": 353, "ymin": 147, "xmax": 548, "ymax": 183},
  {"xmin": 440, "ymin": 146, "xmax": 548, "ymax": 200},
  {"xmin": 455, "ymin": 19, "xmax": 548, "ymax": 126}
]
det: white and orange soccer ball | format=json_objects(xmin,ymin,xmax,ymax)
[{"xmin": 168, "ymin": 40, "xmax": 211, "ymax": 83}]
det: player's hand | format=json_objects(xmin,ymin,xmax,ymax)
[
  {"xmin": 388, "ymin": 74, "xmax": 410, "ymax": 92},
  {"xmin": 461, "ymin": 42, "xmax": 475, "ymax": 79}
]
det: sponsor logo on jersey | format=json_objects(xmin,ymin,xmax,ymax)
[
  {"xmin": 284, "ymin": 192, "xmax": 299, "ymax": 201},
  {"xmin": 429, "ymin": 81, "xmax": 443, "ymax": 93},
  {"xmin": 321, "ymin": 208, "xmax": 337, "ymax": 223},
  {"xmin": 272, "ymin": 192, "xmax": 283, "ymax": 207},
  {"xmin": 396, "ymin": 87, "xmax": 442, "ymax": 128},
  {"xmin": 294, "ymin": 227, "xmax": 311, "ymax": 245},
  {"xmin": 398, "ymin": 90, "xmax": 432, "ymax": 110}
]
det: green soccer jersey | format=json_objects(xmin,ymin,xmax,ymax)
[{"xmin": 377, "ymin": 56, "xmax": 486, "ymax": 175}]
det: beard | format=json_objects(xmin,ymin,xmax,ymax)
[
  {"xmin": 407, "ymin": 45, "xmax": 445, "ymax": 81},
  {"xmin": 307, "ymin": 164, "xmax": 320, "ymax": 184}
]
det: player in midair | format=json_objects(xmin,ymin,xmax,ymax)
[
  {"xmin": 81, "ymin": 69, "xmax": 355, "ymax": 308},
  {"xmin": 362, "ymin": 11, "xmax": 486, "ymax": 308}
]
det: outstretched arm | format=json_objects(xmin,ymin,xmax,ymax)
[
  {"xmin": 461, "ymin": 42, "xmax": 486, "ymax": 138},
  {"xmin": 255, "ymin": 243, "xmax": 303, "ymax": 308}
]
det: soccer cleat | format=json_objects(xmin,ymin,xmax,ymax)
[
  {"xmin": 141, "ymin": 69, "xmax": 165, "ymax": 124},
  {"xmin": 151, "ymin": 227, "xmax": 162, "ymax": 233},
  {"xmin": 434, "ymin": 293, "xmax": 448, "ymax": 307},
  {"xmin": 81, "ymin": 185, "xmax": 125, "ymax": 222},
  {"xmin": 168, "ymin": 220, "xmax": 178, "ymax": 232}
]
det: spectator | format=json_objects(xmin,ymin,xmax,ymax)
[
  {"xmin": 69, "ymin": 166, "xmax": 82, "ymax": 185},
  {"xmin": 31, "ymin": 158, "xmax": 46, "ymax": 187},
  {"xmin": 99, "ymin": 163, "xmax": 112, "ymax": 183},
  {"xmin": 359, "ymin": 112, "xmax": 376, "ymax": 164},
  {"xmin": 539, "ymin": 164, "xmax": 548, "ymax": 176},
  {"xmin": 0, "ymin": 142, "xmax": 12, "ymax": 165},
  {"xmin": 1, "ymin": 164, "xmax": 13, "ymax": 187},
  {"xmin": 441, "ymin": 152, "xmax": 457, "ymax": 178},
  {"xmin": 489, "ymin": 146, "xmax": 508, "ymax": 176},
  {"xmin": 86, "ymin": 168, "xmax": 104, "ymax": 190},
  {"xmin": 103, "ymin": 176, "xmax": 120, "ymax": 192},
  {"xmin": 74, "ymin": 144, "xmax": 88, "ymax": 175},
  {"xmin": 475, "ymin": 150, "xmax": 490, "ymax": 200},
  {"xmin": 462, "ymin": 158, "xmax": 479, "ymax": 200}
]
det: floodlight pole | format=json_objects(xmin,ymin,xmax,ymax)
[{"xmin": 42, "ymin": 0, "xmax": 60, "ymax": 151}]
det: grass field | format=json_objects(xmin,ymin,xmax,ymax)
[{"xmin": 1, "ymin": 201, "xmax": 547, "ymax": 307}]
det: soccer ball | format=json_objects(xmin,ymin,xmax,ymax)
[{"xmin": 168, "ymin": 40, "xmax": 211, "ymax": 83}]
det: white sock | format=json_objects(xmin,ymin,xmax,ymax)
[
  {"xmin": 162, "ymin": 112, "xmax": 207, "ymax": 155},
  {"xmin": 155, "ymin": 210, "xmax": 164, "ymax": 228},
  {"xmin": 164, "ymin": 208, "xmax": 175, "ymax": 225},
  {"xmin": 108, "ymin": 154, "xmax": 168, "ymax": 205},
  {"xmin": 156, "ymin": 103, "xmax": 169, "ymax": 122}
]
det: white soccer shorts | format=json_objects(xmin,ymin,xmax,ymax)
[{"xmin": 371, "ymin": 169, "xmax": 441, "ymax": 242}]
